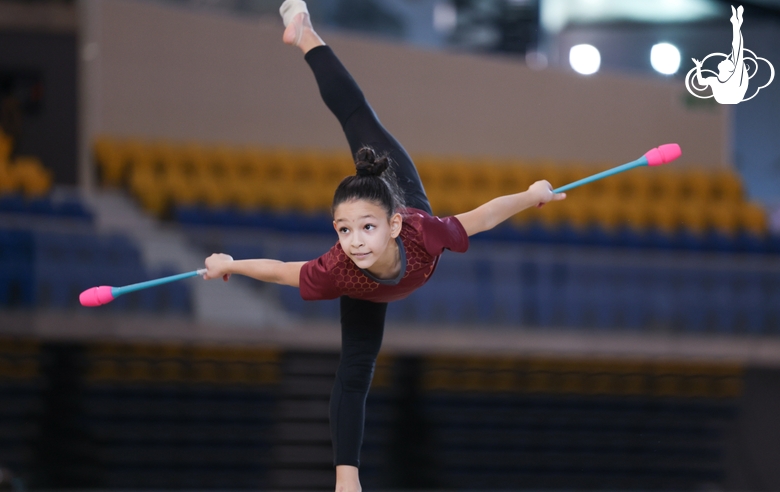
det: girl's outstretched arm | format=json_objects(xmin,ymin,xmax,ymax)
[
  {"xmin": 455, "ymin": 180, "xmax": 565, "ymax": 236},
  {"xmin": 203, "ymin": 253, "xmax": 305, "ymax": 287}
]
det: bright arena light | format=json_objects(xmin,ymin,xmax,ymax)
[
  {"xmin": 569, "ymin": 44, "xmax": 601, "ymax": 75},
  {"xmin": 651, "ymin": 43, "xmax": 681, "ymax": 75}
]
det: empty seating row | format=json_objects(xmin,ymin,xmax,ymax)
[
  {"xmin": 130, "ymin": 177, "xmax": 766, "ymax": 236},
  {"xmin": 420, "ymin": 355, "xmax": 742, "ymax": 398},
  {"xmin": 178, "ymin": 204, "xmax": 779, "ymax": 256},
  {"xmin": 0, "ymin": 194, "xmax": 93, "ymax": 221},
  {"xmin": 84, "ymin": 342, "xmax": 280, "ymax": 385},
  {"xmin": 421, "ymin": 392, "xmax": 735, "ymax": 490},
  {"xmin": 0, "ymin": 228, "xmax": 192, "ymax": 313},
  {"xmin": 0, "ymin": 339, "xmax": 743, "ymax": 490},
  {"xmin": 273, "ymin": 243, "xmax": 780, "ymax": 333},
  {"xmin": 93, "ymin": 137, "xmax": 764, "ymax": 238},
  {"xmin": 419, "ymin": 352, "xmax": 739, "ymax": 489},
  {"xmin": 94, "ymin": 137, "xmax": 745, "ymax": 203}
]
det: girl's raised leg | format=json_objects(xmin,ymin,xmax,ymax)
[{"xmin": 282, "ymin": 1, "xmax": 431, "ymax": 214}]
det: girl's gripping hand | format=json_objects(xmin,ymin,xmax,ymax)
[
  {"xmin": 530, "ymin": 180, "xmax": 566, "ymax": 208},
  {"xmin": 204, "ymin": 253, "xmax": 234, "ymax": 281}
]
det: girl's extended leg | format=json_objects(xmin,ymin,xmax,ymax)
[
  {"xmin": 303, "ymin": 45, "xmax": 431, "ymax": 214},
  {"xmin": 284, "ymin": 3, "xmax": 429, "ymax": 212}
]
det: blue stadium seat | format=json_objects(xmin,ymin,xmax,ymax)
[
  {"xmin": 224, "ymin": 243, "xmax": 265, "ymax": 261},
  {"xmin": 0, "ymin": 194, "xmax": 26, "ymax": 213},
  {"xmin": 732, "ymin": 270, "xmax": 767, "ymax": 334},
  {"xmin": 672, "ymin": 270, "xmax": 708, "ymax": 333},
  {"xmin": 643, "ymin": 267, "xmax": 676, "ymax": 328},
  {"xmin": 54, "ymin": 198, "xmax": 94, "ymax": 220},
  {"xmin": 0, "ymin": 229, "xmax": 36, "ymax": 306},
  {"xmin": 737, "ymin": 232, "xmax": 767, "ymax": 254},
  {"xmin": 611, "ymin": 266, "xmax": 646, "ymax": 330},
  {"xmin": 100, "ymin": 234, "xmax": 143, "ymax": 266},
  {"xmin": 703, "ymin": 270, "xmax": 738, "ymax": 333}
]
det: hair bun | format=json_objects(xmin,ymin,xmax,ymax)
[{"xmin": 355, "ymin": 147, "xmax": 389, "ymax": 177}]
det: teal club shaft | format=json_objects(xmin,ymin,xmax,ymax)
[
  {"xmin": 553, "ymin": 156, "xmax": 648, "ymax": 194},
  {"xmin": 111, "ymin": 269, "xmax": 206, "ymax": 298}
]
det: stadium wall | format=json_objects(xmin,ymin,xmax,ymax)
[{"xmin": 79, "ymin": 0, "xmax": 730, "ymax": 188}]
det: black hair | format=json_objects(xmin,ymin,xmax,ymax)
[{"xmin": 331, "ymin": 147, "xmax": 405, "ymax": 219}]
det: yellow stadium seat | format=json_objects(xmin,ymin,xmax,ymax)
[
  {"xmin": 463, "ymin": 160, "xmax": 500, "ymax": 195},
  {"xmin": 647, "ymin": 169, "xmax": 683, "ymax": 203},
  {"xmin": 128, "ymin": 143, "xmax": 187, "ymax": 204},
  {"xmin": 591, "ymin": 198, "xmax": 628, "ymax": 231},
  {"xmin": 258, "ymin": 180, "xmax": 303, "ymax": 211},
  {"xmin": 232, "ymin": 148, "xmax": 263, "ymax": 182},
  {"xmin": 560, "ymin": 196, "xmax": 597, "ymax": 230},
  {"xmin": 176, "ymin": 142, "xmax": 211, "ymax": 179},
  {"xmin": 167, "ymin": 171, "xmax": 202, "ymax": 208},
  {"xmin": 129, "ymin": 166, "xmax": 169, "ymax": 216},
  {"xmin": 531, "ymin": 197, "xmax": 567, "ymax": 228},
  {"xmin": 517, "ymin": 161, "xmax": 539, "ymax": 184},
  {"xmin": 427, "ymin": 187, "xmax": 461, "ymax": 216},
  {"xmin": 13, "ymin": 156, "xmax": 52, "ymax": 197},
  {"xmin": 207, "ymin": 145, "xmax": 239, "ymax": 179},
  {"xmin": 646, "ymin": 201, "xmax": 680, "ymax": 234},
  {"xmin": 93, "ymin": 136, "xmax": 130, "ymax": 186},
  {"xmin": 495, "ymin": 164, "xmax": 530, "ymax": 196},
  {"xmin": 289, "ymin": 149, "xmax": 331, "ymax": 184},
  {"xmin": 677, "ymin": 201, "xmax": 709, "ymax": 235},
  {"xmin": 438, "ymin": 160, "xmax": 472, "ymax": 192},
  {"xmin": 613, "ymin": 168, "xmax": 652, "ymax": 202},
  {"xmin": 0, "ymin": 162, "xmax": 18, "ymax": 194},
  {"xmin": 538, "ymin": 161, "xmax": 577, "ymax": 192},
  {"xmin": 151, "ymin": 140, "xmax": 184, "ymax": 166},
  {"xmin": 199, "ymin": 176, "xmax": 233, "ymax": 208},
  {"xmin": 124, "ymin": 139, "xmax": 156, "ymax": 174},
  {"xmin": 320, "ymin": 151, "xmax": 353, "ymax": 188},
  {"xmin": 739, "ymin": 202, "xmax": 767, "ymax": 235},
  {"xmin": 567, "ymin": 163, "xmax": 611, "ymax": 199},
  {"xmin": 417, "ymin": 162, "xmax": 446, "ymax": 195},
  {"xmin": 623, "ymin": 200, "xmax": 653, "ymax": 232},
  {"xmin": 297, "ymin": 184, "xmax": 328, "ymax": 212},
  {"xmin": 260, "ymin": 148, "xmax": 297, "ymax": 183},
  {"xmin": 0, "ymin": 131, "xmax": 12, "ymax": 161},
  {"xmin": 711, "ymin": 170, "xmax": 744, "ymax": 203},
  {"xmin": 708, "ymin": 203, "xmax": 740, "ymax": 236},
  {"xmin": 200, "ymin": 151, "xmax": 237, "ymax": 206},
  {"xmin": 232, "ymin": 179, "xmax": 264, "ymax": 210},
  {"xmin": 679, "ymin": 169, "xmax": 712, "ymax": 203}
]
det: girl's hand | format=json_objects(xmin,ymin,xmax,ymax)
[
  {"xmin": 204, "ymin": 253, "xmax": 234, "ymax": 281},
  {"xmin": 529, "ymin": 180, "xmax": 566, "ymax": 208}
]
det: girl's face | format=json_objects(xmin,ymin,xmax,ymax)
[{"xmin": 333, "ymin": 199, "xmax": 402, "ymax": 273}]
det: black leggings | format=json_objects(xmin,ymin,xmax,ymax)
[{"xmin": 305, "ymin": 45, "xmax": 430, "ymax": 467}]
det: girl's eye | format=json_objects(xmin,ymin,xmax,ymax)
[
  {"xmin": 340, "ymin": 228, "xmax": 349, "ymax": 234},
  {"xmin": 364, "ymin": 224, "xmax": 375, "ymax": 230}
]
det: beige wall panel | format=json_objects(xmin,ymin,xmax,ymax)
[{"xmin": 87, "ymin": 0, "xmax": 729, "ymax": 167}]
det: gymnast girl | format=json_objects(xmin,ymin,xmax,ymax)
[{"xmin": 202, "ymin": 1, "xmax": 566, "ymax": 490}]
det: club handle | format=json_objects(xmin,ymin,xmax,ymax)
[
  {"xmin": 553, "ymin": 156, "xmax": 648, "ymax": 194},
  {"xmin": 112, "ymin": 269, "xmax": 206, "ymax": 298}
]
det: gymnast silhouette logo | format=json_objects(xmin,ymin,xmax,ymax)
[{"xmin": 685, "ymin": 5, "xmax": 774, "ymax": 104}]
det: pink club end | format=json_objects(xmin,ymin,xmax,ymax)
[
  {"xmin": 644, "ymin": 143, "xmax": 682, "ymax": 166},
  {"xmin": 79, "ymin": 286, "xmax": 115, "ymax": 307}
]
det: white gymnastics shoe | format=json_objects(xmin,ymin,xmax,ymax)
[{"xmin": 279, "ymin": 0, "xmax": 309, "ymax": 46}]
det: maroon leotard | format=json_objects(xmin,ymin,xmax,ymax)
[{"xmin": 299, "ymin": 208, "xmax": 469, "ymax": 302}]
